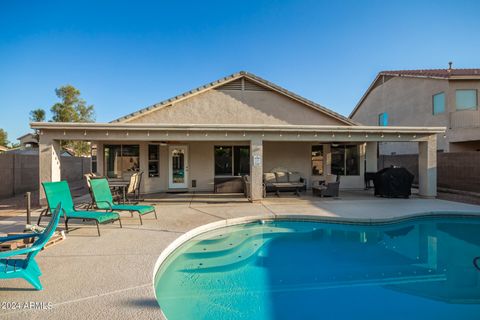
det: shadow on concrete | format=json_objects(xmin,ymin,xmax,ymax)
[
  {"xmin": 0, "ymin": 286, "xmax": 37, "ymax": 292},
  {"xmin": 125, "ymin": 297, "xmax": 159, "ymax": 310}
]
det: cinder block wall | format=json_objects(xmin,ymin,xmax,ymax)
[
  {"xmin": 379, "ymin": 152, "xmax": 480, "ymax": 193},
  {"xmin": 0, "ymin": 154, "xmax": 91, "ymax": 199}
]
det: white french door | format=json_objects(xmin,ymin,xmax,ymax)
[{"xmin": 168, "ymin": 145, "xmax": 188, "ymax": 189}]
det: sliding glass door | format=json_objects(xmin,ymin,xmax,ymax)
[{"xmin": 104, "ymin": 144, "xmax": 140, "ymax": 179}]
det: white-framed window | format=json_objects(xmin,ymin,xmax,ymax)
[{"xmin": 148, "ymin": 144, "xmax": 160, "ymax": 177}]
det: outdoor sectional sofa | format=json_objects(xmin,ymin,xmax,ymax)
[{"xmin": 263, "ymin": 171, "xmax": 306, "ymax": 197}]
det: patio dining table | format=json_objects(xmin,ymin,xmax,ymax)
[{"xmin": 107, "ymin": 180, "xmax": 130, "ymax": 204}]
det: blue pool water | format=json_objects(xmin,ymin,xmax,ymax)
[{"xmin": 154, "ymin": 215, "xmax": 480, "ymax": 319}]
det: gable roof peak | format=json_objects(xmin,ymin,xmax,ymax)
[{"xmin": 112, "ymin": 71, "xmax": 356, "ymax": 125}]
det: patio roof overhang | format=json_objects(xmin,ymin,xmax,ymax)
[{"xmin": 31, "ymin": 122, "xmax": 446, "ymax": 142}]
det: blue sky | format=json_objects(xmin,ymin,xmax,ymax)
[{"xmin": 1, "ymin": 0, "xmax": 479, "ymax": 143}]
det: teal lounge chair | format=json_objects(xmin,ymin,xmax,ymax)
[
  {"xmin": 0, "ymin": 204, "xmax": 62, "ymax": 290},
  {"xmin": 90, "ymin": 178, "xmax": 157, "ymax": 225},
  {"xmin": 39, "ymin": 181, "xmax": 122, "ymax": 236}
]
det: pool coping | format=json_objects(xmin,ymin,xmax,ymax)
[{"xmin": 152, "ymin": 210, "xmax": 480, "ymax": 318}]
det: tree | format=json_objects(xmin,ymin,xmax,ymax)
[
  {"xmin": 29, "ymin": 108, "xmax": 46, "ymax": 122},
  {"xmin": 0, "ymin": 129, "xmax": 9, "ymax": 147},
  {"xmin": 50, "ymin": 85, "xmax": 95, "ymax": 123},
  {"xmin": 49, "ymin": 85, "xmax": 95, "ymax": 156}
]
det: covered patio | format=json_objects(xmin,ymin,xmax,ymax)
[{"xmin": 33, "ymin": 122, "xmax": 444, "ymax": 204}]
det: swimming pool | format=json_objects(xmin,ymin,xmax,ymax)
[{"xmin": 154, "ymin": 214, "xmax": 480, "ymax": 319}]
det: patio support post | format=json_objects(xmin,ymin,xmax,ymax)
[
  {"xmin": 418, "ymin": 134, "xmax": 437, "ymax": 198},
  {"xmin": 250, "ymin": 137, "xmax": 263, "ymax": 202},
  {"xmin": 365, "ymin": 141, "xmax": 378, "ymax": 172},
  {"xmin": 39, "ymin": 137, "xmax": 61, "ymax": 204}
]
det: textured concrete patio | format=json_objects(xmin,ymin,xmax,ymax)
[{"xmin": 1, "ymin": 190, "xmax": 480, "ymax": 319}]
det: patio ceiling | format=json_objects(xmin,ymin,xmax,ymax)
[{"xmin": 31, "ymin": 122, "xmax": 445, "ymax": 142}]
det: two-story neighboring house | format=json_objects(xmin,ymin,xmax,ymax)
[{"xmin": 350, "ymin": 65, "xmax": 480, "ymax": 154}]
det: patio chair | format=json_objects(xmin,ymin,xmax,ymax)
[
  {"xmin": 90, "ymin": 178, "xmax": 157, "ymax": 225},
  {"xmin": 38, "ymin": 181, "xmax": 122, "ymax": 236},
  {"xmin": 313, "ymin": 175, "xmax": 340, "ymax": 198},
  {"xmin": 84, "ymin": 173, "xmax": 96, "ymax": 209},
  {"xmin": 124, "ymin": 172, "xmax": 142, "ymax": 203},
  {"xmin": 0, "ymin": 204, "xmax": 62, "ymax": 290}
]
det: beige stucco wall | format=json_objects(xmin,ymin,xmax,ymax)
[
  {"xmin": 125, "ymin": 89, "xmax": 346, "ymax": 126},
  {"xmin": 352, "ymin": 77, "xmax": 448, "ymax": 154},
  {"xmin": 352, "ymin": 76, "xmax": 480, "ymax": 154}
]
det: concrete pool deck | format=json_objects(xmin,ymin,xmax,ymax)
[{"xmin": 1, "ymin": 190, "xmax": 480, "ymax": 319}]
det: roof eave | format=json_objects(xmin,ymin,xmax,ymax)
[{"xmin": 30, "ymin": 122, "xmax": 446, "ymax": 134}]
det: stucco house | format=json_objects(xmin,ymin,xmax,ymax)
[
  {"xmin": 17, "ymin": 132, "xmax": 39, "ymax": 149},
  {"xmin": 32, "ymin": 71, "xmax": 443, "ymax": 202},
  {"xmin": 350, "ymin": 65, "xmax": 480, "ymax": 154}
]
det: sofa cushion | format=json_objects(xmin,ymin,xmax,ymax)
[
  {"xmin": 263, "ymin": 172, "xmax": 276, "ymax": 184},
  {"xmin": 288, "ymin": 172, "xmax": 302, "ymax": 183},
  {"xmin": 275, "ymin": 171, "xmax": 289, "ymax": 183}
]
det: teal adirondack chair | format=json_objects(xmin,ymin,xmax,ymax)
[
  {"xmin": 40, "ymin": 181, "xmax": 122, "ymax": 236},
  {"xmin": 0, "ymin": 204, "xmax": 62, "ymax": 290},
  {"xmin": 90, "ymin": 178, "xmax": 157, "ymax": 225}
]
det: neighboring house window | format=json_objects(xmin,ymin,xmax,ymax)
[
  {"xmin": 214, "ymin": 146, "xmax": 250, "ymax": 176},
  {"xmin": 311, "ymin": 145, "xmax": 324, "ymax": 176},
  {"xmin": 331, "ymin": 144, "xmax": 360, "ymax": 176},
  {"xmin": 148, "ymin": 144, "xmax": 160, "ymax": 177},
  {"xmin": 456, "ymin": 89, "xmax": 477, "ymax": 110},
  {"xmin": 432, "ymin": 92, "xmax": 445, "ymax": 114},
  {"xmin": 104, "ymin": 144, "xmax": 140, "ymax": 178},
  {"xmin": 378, "ymin": 112, "xmax": 388, "ymax": 126}
]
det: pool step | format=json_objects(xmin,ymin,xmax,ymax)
[
  {"xmin": 185, "ymin": 226, "xmax": 296, "ymax": 258},
  {"xmin": 180, "ymin": 227, "xmax": 320, "ymax": 273}
]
